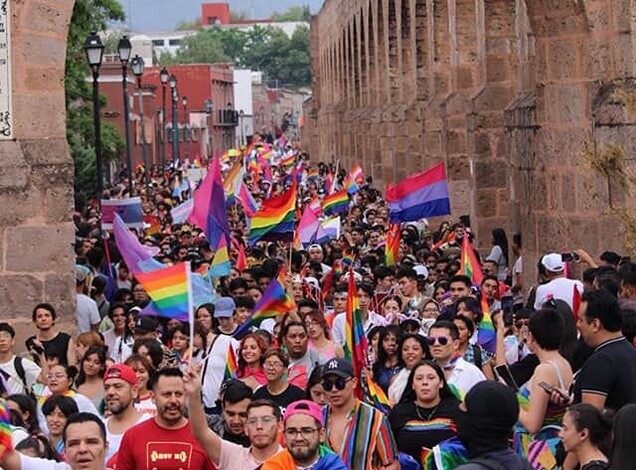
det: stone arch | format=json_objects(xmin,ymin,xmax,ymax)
[{"xmin": 0, "ymin": 0, "xmax": 76, "ymax": 337}]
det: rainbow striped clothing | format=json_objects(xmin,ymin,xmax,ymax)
[{"xmin": 324, "ymin": 400, "xmax": 398, "ymax": 470}]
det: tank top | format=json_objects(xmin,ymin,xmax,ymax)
[{"xmin": 27, "ymin": 332, "xmax": 71, "ymax": 366}]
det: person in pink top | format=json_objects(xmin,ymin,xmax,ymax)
[
  {"xmin": 236, "ymin": 333, "xmax": 268, "ymax": 390},
  {"xmin": 305, "ymin": 310, "xmax": 344, "ymax": 360}
]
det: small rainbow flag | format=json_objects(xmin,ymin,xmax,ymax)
[
  {"xmin": 224, "ymin": 344, "xmax": 237, "ymax": 380},
  {"xmin": 421, "ymin": 437, "xmax": 468, "ymax": 470},
  {"xmin": 341, "ymin": 249, "xmax": 356, "ymax": 268},
  {"xmin": 209, "ymin": 236, "xmax": 231, "ymax": 278},
  {"xmin": 233, "ymin": 270, "xmax": 295, "ymax": 338},
  {"xmin": 307, "ymin": 168, "xmax": 319, "ymax": 181},
  {"xmin": 385, "ymin": 223, "xmax": 401, "ymax": 266},
  {"xmin": 364, "ymin": 374, "xmax": 392, "ymax": 414},
  {"xmin": 460, "ymin": 236, "xmax": 484, "ymax": 285},
  {"xmin": 344, "ymin": 174, "xmax": 359, "ymax": 195},
  {"xmin": 0, "ymin": 399, "xmax": 14, "ymax": 460},
  {"xmin": 248, "ymin": 180, "xmax": 297, "ymax": 246},
  {"xmin": 134, "ymin": 262, "xmax": 193, "ymax": 322},
  {"xmin": 477, "ymin": 296, "xmax": 496, "ymax": 354},
  {"xmin": 279, "ymin": 153, "xmax": 296, "ymax": 168},
  {"xmin": 344, "ymin": 269, "xmax": 368, "ymax": 400},
  {"xmin": 322, "ymin": 189, "xmax": 349, "ymax": 216},
  {"xmin": 351, "ymin": 164, "xmax": 365, "ymax": 184}
]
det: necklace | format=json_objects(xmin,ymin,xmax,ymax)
[{"xmin": 415, "ymin": 402, "xmax": 439, "ymax": 421}]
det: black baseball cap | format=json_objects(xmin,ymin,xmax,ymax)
[{"xmin": 321, "ymin": 358, "xmax": 354, "ymax": 379}]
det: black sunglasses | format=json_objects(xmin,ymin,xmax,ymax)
[
  {"xmin": 427, "ymin": 336, "xmax": 449, "ymax": 346},
  {"xmin": 322, "ymin": 377, "xmax": 351, "ymax": 391}
]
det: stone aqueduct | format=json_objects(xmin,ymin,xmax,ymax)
[{"xmin": 302, "ymin": 0, "xmax": 636, "ymax": 267}]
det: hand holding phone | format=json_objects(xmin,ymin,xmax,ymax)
[{"xmin": 538, "ymin": 381, "xmax": 570, "ymax": 404}]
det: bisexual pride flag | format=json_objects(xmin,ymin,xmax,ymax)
[{"xmin": 386, "ymin": 163, "xmax": 451, "ymax": 223}]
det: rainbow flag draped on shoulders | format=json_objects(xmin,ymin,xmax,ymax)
[
  {"xmin": 0, "ymin": 399, "xmax": 12, "ymax": 460},
  {"xmin": 344, "ymin": 269, "xmax": 368, "ymax": 400},
  {"xmin": 248, "ymin": 180, "xmax": 297, "ymax": 246},
  {"xmin": 322, "ymin": 189, "xmax": 349, "ymax": 216},
  {"xmin": 134, "ymin": 262, "xmax": 193, "ymax": 323},
  {"xmin": 386, "ymin": 163, "xmax": 451, "ymax": 223},
  {"xmin": 233, "ymin": 270, "xmax": 295, "ymax": 338}
]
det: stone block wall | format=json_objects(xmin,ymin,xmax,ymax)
[
  {"xmin": 0, "ymin": 0, "xmax": 75, "ymax": 344},
  {"xmin": 304, "ymin": 0, "xmax": 636, "ymax": 275}
]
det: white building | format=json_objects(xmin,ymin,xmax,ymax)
[{"xmin": 233, "ymin": 69, "xmax": 255, "ymax": 146}]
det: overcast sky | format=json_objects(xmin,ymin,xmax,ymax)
[{"xmin": 119, "ymin": 0, "xmax": 324, "ymax": 32}]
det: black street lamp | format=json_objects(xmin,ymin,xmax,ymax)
[
  {"xmin": 159, "ymin": 67, "xmax": 169, "ymax": 169},
  {"xmin": 84, "ymin": 32, "xmax": 105, "ymax": 206},
  {"xmin": 182, "ymin": 95, "xmax": 188, "ymax": 157},
  {"xmin": 169, "ymin": 74, "xmax": 179, "ymax": 164},
  {"xmin": 130, "ymin": 55, "xmax": 148, "ymax": 185},
  {"xmin": 239, "ymin": 109, "xmax": 245, "ymax": 147},
  {"xmin": 118, "ymin": 36, "xmax": 134, "ymax": 195}
]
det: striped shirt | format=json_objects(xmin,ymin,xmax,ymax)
[{"xmin": 323, "ymin": 400, "xmax": 398, "ymax": 470}]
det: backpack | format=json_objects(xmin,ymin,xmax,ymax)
[
  {"xmin": 13, "ymin": 356, "xmax": 36, "ymax": 398},
  {"xmin": 470, "ymin": 455, "xmax": 534, "ymax": 470},
  {"xmin": 472, "ymin": 344, "xmax": 483, "ymax": 370}
]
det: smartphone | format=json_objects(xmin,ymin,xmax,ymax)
[
  {"xmin": 26, "ymin": 338, "xmax": 44, "ymax": 356},
  {"xmin": 561, "ymin": 252, "xmax": 580, "ymax": 263},
  {"xmin": 501, "ymin": 295, "xmax": 514, "ymax": 326},
  {"xmin": 494, "ymin": 364, "xmax": 519, "ymax": 391},
  {"xmin": 538, "ymin": 381, "xmax": 569, "ymax": 400}
]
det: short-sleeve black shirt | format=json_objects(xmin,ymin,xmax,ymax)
[{"xmin": 572, "ymin": 337, "xmax": 636, "ymax": 411}]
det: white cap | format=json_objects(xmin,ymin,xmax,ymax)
[
  {"xmin": 413, "ymin": 264, "xmax": 429, "ymax": 279},
  {"xmin": 541, "ymin": 253, "xmax": 564, "ymax": 273}
]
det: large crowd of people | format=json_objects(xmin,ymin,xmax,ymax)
[{"xmin": 1, "ymin": 138, "xmax": 636, "ymax": 470}]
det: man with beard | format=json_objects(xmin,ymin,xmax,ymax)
[
  {"xmin": 117, "ymin": 368, "xmax": 215, "ymax": 470},
  {"xmin": 101, "ymin": 364, "xmax": 152, "ymax": 464},
  {"xmin": 185, "ymin": 366, "xmax": 284, "ymax": 470},
  {"xmin": 260, "ymin": 400, "xmax": 348, "ymax": 470},
  {"xmin": 321, "ymin": 358, "xmax": 399, "ymax": 470}
]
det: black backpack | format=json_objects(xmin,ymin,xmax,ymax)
[{"xmin": 13, "ymin": 356, "xmax": 35, "ymax": 399}]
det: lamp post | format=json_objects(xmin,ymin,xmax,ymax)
[
  {"xmin": 227, "ymin": 102, "xmax": 234, "ymax": 149},
  {"xmin": 205, "ymin": 99, "xmax": 213, "ymax": 160},
  {"xmin": 182, "ymin": 95, "xmax": 188, "ymax": 158},
  {"xmin": 239, "ymin": 109, "xmax": 245, "ymax": 147},
  {"xmin": 118, "ymin": 36, "xmax": 133, "ymax": 195},
  {"xmin": 130, "ymin": 55, "xmax": 148, "ymax": 185},
  {"xmin": 84, "ymin": 32, "xmax": 105, "ymax": 207},
  {"xmin": 169, "ymin": 74, "xmax": 179, "ymax": 164},
  {"xmin": 159, "ymin": 67, "xmax": 169, "ymax": 169}
]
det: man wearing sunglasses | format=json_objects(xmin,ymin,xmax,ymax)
[
  {"xmin": 321, "ymin": 358, "xmax": 399, "ymax": 470},
  {"xmin": 428, "ymin": 321, "xmax": 486, "ymax": 396},
  {"xmin": 260, "ymin": 400, "xmax": 348, "ymax": 470}
]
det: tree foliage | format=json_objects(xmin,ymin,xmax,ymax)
[
  {"xmin": 66, "ymin": 0, "xmax": 126, "ymax": 208},
  {"xmin": 271, "ymin": 6, "xmax": 311, "ymax": 22},
  {"xmin": 158, "ymin": 25, "xmax": 311, "ymax": 89}
]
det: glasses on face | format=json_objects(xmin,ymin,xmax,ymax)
[
  {"xmin": 47, "ymin": 373, "xmax": 67, "ymax": 380},
  {"xmin": 322, "ymin": 377, "xmax": 351, "ymax": 392},
  {"xmin": 516, "ymin": 319, "xmax": 529, "ymax": 328},
  {"xmin": 245, "ymin": 415, "xmax": 277, "ymax": 426},
  {"xmin": 423, "ymin": 308, "xmax": 439, "ymax": 314},
  {"xmin": 284, "ymin": 427, "xmax": 320, "ymax": 439},
  {"xmin": 263, "ymin": 360, "xmax": 284, "ymax": 369},
  {"xmin": 427, "ymin": 336, "xmax": 449, "ymax": 346},
  {"xmin": 0, "ymin": 332, "xmax": 12, "ymax": 339}
]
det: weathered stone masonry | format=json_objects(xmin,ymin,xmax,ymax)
[{"xmin": 303, "ymin": 0, "xmax": 636, "ymax": 270}]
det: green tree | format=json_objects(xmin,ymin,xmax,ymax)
[
  {"xmin": 271, "ymin": 5, "xmax": 311, "ymax": 22},
  {"xmin": 67, "ymin": 0, "xmax": 126, "ymax": 208},
  {"xmin": 159, "ymin": 28, "xmax": 230, "ymax": 65},
  {"xmin": 175, "ymin": 18, "xmax": 202, "ymax": 31}
]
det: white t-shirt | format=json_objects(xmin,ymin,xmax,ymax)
[
  {"xmin": 448, "ymin": 357, "xmax": 486, "ymax": 396},
  {"xmin": 201, "ymin": 334, "xmax": 238, "ymax": 408},
  {"xmin": 0, "ymin": 355, "xmax": 41, "ymax": 395},
  {"xmin": 134, "ymin": 396, "xmax": 157, "ymax": 416},
  {"xmin": 110, "ymin": 335, "xmax": 134, "ymax": 363},
  {"xmin": 105, "ymin": 412, "xmax": 153, "ymax": 462},
  {"xmin": 76, "ymin": 293, "xmax": 101, "ymax": 334},
  {"xmin": 20, "ymin": 454, "xmax": 72, "ymax": 470},
  {"xmin": 388, "ymin": 368, "xmax": 410, "ymax": 404},
  {"xmin": 534, "ymin": 277, "xmax": 584, "ymax": 311},
  {"xmin": 102, "ymin": 329, "xmax": 120, "ymax": 360},
  {"xmin": 487, "ymin": 245, "xmax": 508, "ymax": 281},
  {"xmin": 332, "ymin": 311, "xmax": 387, "ymax": 346},
  {"xmin": 218, "ymin": 440, "xmax": 283, "ymax": 470}
]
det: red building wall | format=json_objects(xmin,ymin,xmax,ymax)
[{"xmin": 201, "ymin": 3, "xmax": 231, "ymax": 25}]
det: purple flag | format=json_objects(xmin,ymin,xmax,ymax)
[{"xmin": 112, "ymin": 214, "xmax": 160, "ymax": 275}]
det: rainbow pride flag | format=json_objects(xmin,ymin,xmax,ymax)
[
  {"xmin": 477, "ymin": 296, "xmax": 496, "ymax": 354},
  {"xmin": 421, "ymin": 437, "xmax": 468, "ymax": 470},
  {"xmin": 209, "ymin": 235, "xmax": 231, "ymax": 278},
  {"xmin": 223, "ymin": 161, "xmax": 243, "ymax": 204},
  {"xmin": 364, "ymin": 374, "xmax": 391, "ymax": 414},
  {"xmin": 248, "ymin": 181, "xmax": 297, "ymax": 246},
  {"xmin": 385, "ymin": 223, "xmax": 401, "ymax": 266},
  {"xmin": 134, "ymin": 262, "xmax": 193, "ymax": 322},
  {"xmin": 279, "ymin": 153, "xmax": 296, "ymax": 168},
  {"xmin": 224, "ymin": 344, "xmax": 237, "ymax": 380},
  {"xmin": 344, "ymin": 269, "xmax": 368, "ymax": 400},
  {"xmin": 322, "ymin": 189, "xmax": 349, "ymax": 216},
  {"xmin": 344, "ymin": 174, "xmax": 359, "ymax": 195},
  {"xmin": 460, "ymin": 236, "xmax": 484, "ymax": 285},
  {"xmin": 307, "ymin": 168, "xmax": 319, "ymax": 181},
  {"xmin": 233, "ymin": 271, "xmax": 295, "ymax": 338},
  {"xmin": 0, "ymin": 399, "xmax": 11, "ymax": 460}
]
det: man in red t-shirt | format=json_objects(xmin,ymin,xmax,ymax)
[{"xmin": 116, "ymin": 367, "xmax": 216, "ymax": 470}]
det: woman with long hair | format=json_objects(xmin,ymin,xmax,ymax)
[
  {"xmin": 487, "ymin": 228, "xmax": 509, "ymax": 281},
  {"xmin": 388, "ymin": 360, "xmax": 461, "ymax": 463},
  {"xmin": 75, "ymin": 346, "xmax": 107, "ymax": 409},
  {"xmin": 110, "ymin": 307, "xmax": 136, "ymax": 363},
  {"xmin": 388, "ymin": 334, "xmax": 430, "ymax": 404},
  {"xmin": 253, "ymin": 348, "xmax": 305, "ymax": 408},
  {"xmin": 236, "ymin": 333, "xmax": 268, "ymax": 390},
  {"xmin": 514, "ymin": 308, "xmax": 573, "ymax": 467},
  {"xmin": 611, "ymin": 403, "xmax": 636, "ymax": 470},
  {"xmin": 372, "ymin": 325, "xmax": 403, "ymax": 394},
  {"xmin": 7, "ymin": 394, "xmax": 39, "ymax": 434},
  {"xmin": 124, "ymin": 353, "xmax": 156, "ymax": 416},
  {"xmin": 305, "ymin": 310, "xmax": 343, "ymax": 360},
  {"xmin": 560, "ymin": 404, "xmax": 612, "ymax": 470}
]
